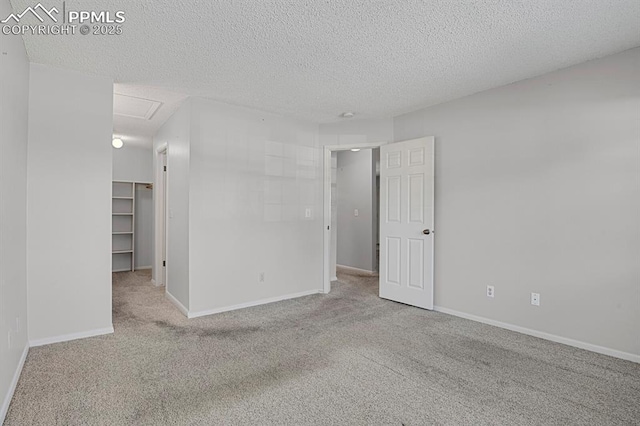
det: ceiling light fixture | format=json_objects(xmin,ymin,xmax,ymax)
[
  {"xmin": 112, "ymin": 138, "xmax": 124, "ymax": 149},
  {"xmin": 341, "ymin": 112, "xmax": 355, "ymax": 118},
  {"xmin": 351, "ymin": 148, "xmax": 361, "ymax": 152}
]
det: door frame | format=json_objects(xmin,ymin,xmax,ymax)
[
  {"xmin": 322, "ymin": 141, "xmax": 389, "ymax": 294},
  {"xmin": 153, "ymin": 143, "xmax": 168, "ymax": 287}
]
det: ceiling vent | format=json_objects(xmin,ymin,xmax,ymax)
[{"xmin": 114, "ymin": 93, "xmax": 162, "ymax": 120}]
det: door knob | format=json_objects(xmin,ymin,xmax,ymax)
[{"xmin": 423, "ymin": 229, "xmax": 430, "ymax": 235}]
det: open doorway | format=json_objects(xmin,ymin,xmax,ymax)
[
  {"xmin": 329, "ymin": 148, "xmax": 380, "ymax": 291},
  {"xmin": 110, "ymin": 84, "xmax": 187, "ymax": 324},
  {"xmin": 322, "ymin": 141, "xmax": 387, "ymax": 294},
  {"xmin": 323, "ymin": 137, "xmax": 436, "ymax": 310},
  {"xmin": 110, "ymin": 141, "xmax": 156, "ymax": 321}
]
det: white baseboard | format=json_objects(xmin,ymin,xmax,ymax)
[
  {"xmin": 336, "ymin": 264, "xmax": 378, "ymax": 276},
  {"xmin": 434, "ymin": 306, "xmax": 640, "ymax": 364},
  {"xmin": 330, "ymin": 276, "xmax": 338, "ymax": 282},
  {"xmin": 188, "ymin": 289, "xmax": 322, "ymax": 319},
  {"xmin": 135, "ymin": 266, "xmax": 152, "ymax": 270},
  {"xmin": 165, "ymin": 290, "xmax": 189, "ymax": 317},
  {"xmin": 29, "ymin": 326, "xmax": 114, "ymax": 348},
  {"xmin": 0, "ymin": 344, "xmax": 28, "ymax": 424}
]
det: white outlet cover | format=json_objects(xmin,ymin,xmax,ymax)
[
  {"xmin": 487, "ymin": 285, "xmax": 495, "ymax": 298},
  {"xmin": 531, "ymin": 293, "xmax": 540, "ymax": 306},
  {"xmin": 354, "ymin": 209, "xmax": 359, "ymax": 217}
]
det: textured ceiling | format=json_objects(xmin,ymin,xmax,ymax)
[
  {"xmin": 112, "ymin": 84, "xmax": 187, "ymax": 146},
  {"xmin": 11, "ymin": 0, "xmax": 640, "ymax": 123}
]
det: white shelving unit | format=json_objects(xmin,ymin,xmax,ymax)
[
  {"xmin": 112, "ymin": 180, "xmax": 153, "ymax": 272},
  {"xmin": 112, "ymin": 181, "xmax": 136, "ymax": 272}
]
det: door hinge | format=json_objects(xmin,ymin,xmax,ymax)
[
  {"xmin": 163, "ymin": 260, "xmax": 166, "ymax": 267},
  {"xmin": 163, "ymin": 166, "xmax": 167, "ymax": 172}
]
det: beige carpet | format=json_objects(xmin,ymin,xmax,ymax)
[{"xmin": 5, "ymin": 269, "xmax": 639, "ymax": 425}]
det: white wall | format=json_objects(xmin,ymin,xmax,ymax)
[
  {"xmin": 188, "ymin": 98, "xmax": 322, "ymax": 314},
  {"xmin": 373, "ymin": 148, "xmax": 380, "ymax": 252},
  {"xmin": 112, "ymin": 143, "xmax": 153, "ymax": 183},
  {"xmin": 336, "ymin": 150, "xmax": 376, "ymax": 272},
  {"xmin": 153, "ymin": 101, "xmax": 191, "ymax": 309},
  {"xmin": 27, "ymin": 64, "xmax": 114, "ymax": 344},
  {"xmin": 134, "ymin": 185, "xmax": 153, "ymax": 269},
  {"xmin": 393, "ymin": 48, "xmax": 640, "ymax": 357},
  {"xmin": 319, "ymin": 118, "xmax": 394, "ymax": 147},
  {"xmin": 0, "ymin": 0, "xmax": 29, "ymax": 418},
  {"xmin": 112, "ymin": 143, "xmax": 154, "ymax": 270}
]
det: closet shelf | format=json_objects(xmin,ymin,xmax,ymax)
[
  {"xmin": 113, "ymin": 180, "xmax": 136, "ymax": 272},
  {"xmin": 112, "ymin": 180, "xmax": 152, "ymax": 273}
]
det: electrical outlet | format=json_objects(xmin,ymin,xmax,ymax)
[
  {"xmin": 259, "ymin": 272, "xmax": 265, "ymax": 283},
  {"xmin": 354, "ymin": 209, "xmax": 359, "ymax": 217},
  {"xmin": 486, "ymin": 285, "xmax": 495, "ymax": 298},
  {"xmin": 531, "ymin": 293, "xmax": 540, "ymax": 306},
  {"xmin": 305, "ymin": 208, "xmax": 312, "ymax": 218}
]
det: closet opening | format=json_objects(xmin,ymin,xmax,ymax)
[
  {"xmin": 110, "ymin": 134, "xmax": 157, "ymax": 322},
  {"xmin": 112, "ymin": 181, "xmax": 153, "ymax": 273}
]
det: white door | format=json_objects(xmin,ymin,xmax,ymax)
[{"xmin": 379, "ymin": 137, "xmax": 435, "ymax": 309}]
